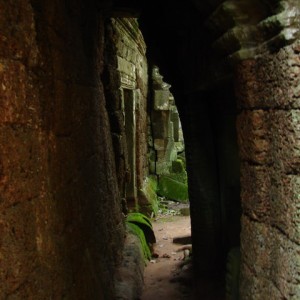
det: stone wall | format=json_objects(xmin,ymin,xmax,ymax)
[
  {"xmin": 236, "ymin": 41, "xmax": 300, "ymax": 299},
  {"xmin": 0, "ymin": 1, "xmax": 125, "ymax": 299},
  {"xmin": 107, "ymin": 18, "xmax": 149, "ymax": 210},
  {"xmin": 150, "ymin": 66, "xmax": 184, "ymax": 176}
]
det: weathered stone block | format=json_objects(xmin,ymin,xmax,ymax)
[
  {"xmin": 136, "ymin": 56, "xmax": 148, "ymax": 92},
  {"xmin": 240, "ymin": 163, "xmax": 271, "ymax": 221},
  {"xmin": 0, "ymin": 1, "xmax": 38, "ymax": 62},
  {"xmin": 171, "ymin": 111, "xmax": 180, "ymax": 141},
  {"xmin": 138, "ymin": 176, "xmax": 159, "ymax": 216},
  {"xmin": 114, "ymin": 233, "xmax": 145, "ymax": 300},
  {"xmin": 240, "ymin": 263, "xmax": 283, "ymax": 300},
  {"xmin": 237, "ymin": 110, "xmax": 270, "ymax": 165},
  {"xmin": 270, "ymin": 174, "xmax": 300, "ymax": 244},
  {"xmin": 166, "ymin": 139, "xmax": 177, "ymax": 162},
  {"xmin": 240, "ymin": 215, "xmax": 271, "ymax": 277},
  {"xmin": 0, "ymin": 126, "xmax": 41, "ymax": 208},
  {"xmin": 53, "ymin": 80, "xmax": 99, "ymax": 136},
  {"xmin": 172, "ymin": 159, "xmax": 185, "ymax": 173},
  {"xmin": 156, "ymin": 149, "xmax": 166, "ymax": 160},
  {"xmin": 236, "ymin": 45, "xmax": 300, "ymax": 110},
  {"xmin": 151, "ymin": 110, "xmax": 170, "ymax": 139},
  {"xmin": 154, "ymin": 138, "xmax": 166, "ymax": 151},
  {"xmin": 0, "ymin": 60, "xmax": 38, "ymax": 125},
  {"xmin": 270, "ymin": 110, "xmax": 300, "ymax": 173},
  {"xmin": 168, "ymin": 121, "xmax": 174, "ymax": 140},
  {"xmin": 155, "ymin": 161, "xmax": 171, "ymax": 175},
  {"xmin": 154, "ymin": 90, "xmax": 170, "ymax": 110},
  {"xmin": 157, "ymin": 174, "xmax": 188, "ymax": 202},
  {"xmin": 117, "ymin": 56, "xmax": 136, "ymax": 88},
  {"xmin": 269, "ymin": 227, "xmax": 300, "ymax": 299},
  {"xmin": 237, "ymin": 42, "xmax": 300, "ymax": 300}
]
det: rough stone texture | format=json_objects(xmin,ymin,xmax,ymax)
[
  {"xmin": 108, "ymin": 18, "xmax": 149, "ymax": 209},
  {"xmin": 102, "ymin": 18, "xmax": 128, "ymax": 200},
  {"xmin": 0, "ymin": 1, "xmax": 125, "ymax": 299},
  {"xmin": 3, "ymin": 1, "xmax": 300, "ymax": 299},
  {"xmin": 206, "ymin": 0, "xmax": 300, "ymax": 62},
  {"xmin": 175, "ymin": 85, "xmax": 241, "ymax": 299},
  {"xmin": 114, "ymin": 233, "xmax": 145, "ymax": 300},
  {"xmin": 112, "ymin": 18, "xmax": 148, "ymax": 193},
  {"xmin": 150, "ymin": 66, "xmax": 184, "ymax": 176},
  {"xmin": 236, "ymin": 41, "xmax": 300, "ymax": 299}
]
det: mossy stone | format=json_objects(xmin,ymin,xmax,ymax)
[
  {"xmin": 126, "ymin": 212, "xmax": 155, "ymax": 242},
  {"xmin": 125, "ymin": 212, "xmax": 155, "ymax": 262},
  {"xmin": 126, "ymin": 222, "xmax": 151, "ymax": 262},
  {"xmin": 157, "ymin": 175, "xmax": 188, "ymax": 202},
  {"xmin": 139, "ymin": 176, "xmax": 159, "ymax": 216},
  {"xmin": 172, "ymin": 159, "xmax": 185, "ymax": 173}
]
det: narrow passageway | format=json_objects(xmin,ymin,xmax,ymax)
[
  {"xmin": 141, "ymin": 203, "xmax": 192, "ymax": 300},
  {"xmin": 1, "ymin": 2, "xmax": 300, "ymax": 299}
]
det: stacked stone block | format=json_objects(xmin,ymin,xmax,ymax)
[
  {"xmin": 236, "ymin": 42, "xmax": 300, "ymax": 299},
  {"xmin": 151, "ymin": 66, "xmax": 184, "ymax": 175},
  {"xmin": 111, "ymin": 18, "xmax": 148, "ymax": 208}
]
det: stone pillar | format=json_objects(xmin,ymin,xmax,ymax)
[
  {"xmin": 236, "ymin": 42, "xmax": 300, "ymax": 299},
  {"xmin": 124, "ymin": 89, "xmax": 137, "ymax": 205},
  {"xmin": 171, "ymin": 110, "xmax": 180, "ymax": 142},
  {"xmin": 150, "ymin": 66, "xmax": 184, "ymax": 175},
  {"xmin": 180, "ymin": 92, "xmax": 223, "ymax": 277}
]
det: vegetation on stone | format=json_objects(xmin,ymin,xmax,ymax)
[
  {"xmin": 167, "ymin": 171, "xmax": 188, "ymax": 184},
  {"xmin": 157, "ymin": 175, "xmax": 189, "ymax": 202},
  {"xmin": 125, "ymin": 212, "xmax": 156, "ymax": 262},
  {"xmin": 172, "ymin": 158, "xmax": 185, "ymax": 173},
  {"xmin": 126, "ymin": 222, "xmax": 152, "ymax": 262},
  {"xmin": 139, "ymin": 176, "xmax": 159, "ymax": 217},
  {"xmin": 126, "ymin": 212, "xmax": 153, "ymax": 230}
]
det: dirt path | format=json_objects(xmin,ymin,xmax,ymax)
[{"xmin": 141, "ymin": 214, "xmax": 192, "ymax": 300}]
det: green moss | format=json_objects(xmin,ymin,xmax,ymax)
[
  {"xmin": 157, "ymin": 175, "xmax": 189, "ymax": 202},
  {"xmin": 126, "ymin": 222, "xmax": 151, "ymax": 262},
  {"xmin": 125, "ymin": 212, "xmax": 155, "ymax": 262},
  {"xmin": 167, "ymin": 171, "xmax": 188, "ymax": 184},
  {"xmin": 126, "ymin": 212, "xmax": 156, "ymax": 244},
  {"xmin": 172, "ymin": 159, "xmax": 185, "ymax": 173},
  {"xmin": 126, "ymin": 212, "xmax": 153, "ymax": 228},
  {"xmin": 139, "ymin": 176, "xmax": 159, "ymax": 216}
]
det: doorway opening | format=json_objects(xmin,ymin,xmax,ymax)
[
  {"xmin": 111, "ymin": 16, "xmax": 241, "ymax": 300},
  {"xmin": 141, "ymin": 65, "xmax": 193, "ymax": 299}
]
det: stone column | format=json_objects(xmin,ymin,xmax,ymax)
[
  {"xmin": 235, "ymin": 42, "xmax": 300, "ymax": 299},
  {"xmin": 124, "ymin": 89, "xmax": 137, "ymax": 205},
  {"xmin": 180, "ymin": 92, "xmax": 223, "ymax": 278},
  {"xmin": 171, "ymin": 110, "xmax": 180, "ymax": 142}
]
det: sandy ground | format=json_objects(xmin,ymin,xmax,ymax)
[{"xmin": 141, "ymin": 214, "xmax": 193, "ymax": 300}]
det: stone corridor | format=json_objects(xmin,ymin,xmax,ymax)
[{"xmin": 1, "ymin": 1, "xmax": 300, "ymax": 299}]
